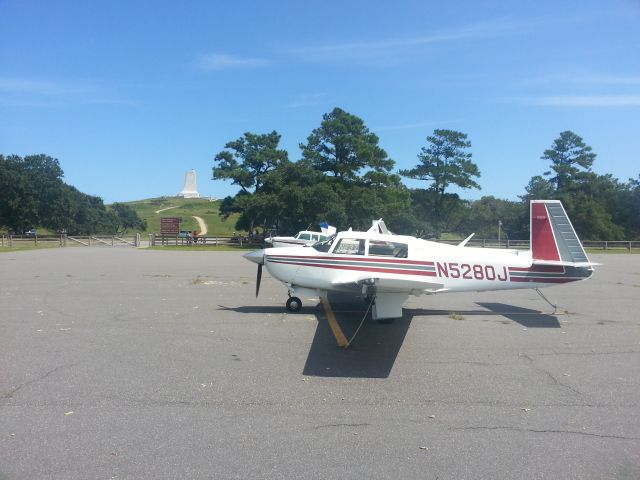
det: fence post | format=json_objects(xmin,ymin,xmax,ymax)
[
  {"xmin": 629, "ymin": 241, "xmax": 632, "ymax": 252},
  {"xmin": 507, "ymin": 239, "xmax": 510, "ymax": 249},
  {"xmin": 9, "ymin": 235, "xmax": 13, "ymax": 247},
  {"xmin": 1, "ymin": 234, "xmax": 4, "ymax": 247},
  {"xmin": 604, "ymin": 241, "xmax": 608, "ymax": 250},
  {"xmin": 34, "ymin": 234, "xmax": 38, "ymax": 246}
]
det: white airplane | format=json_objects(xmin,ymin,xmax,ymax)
[
  {"xmin": 244, "ymin": 200, "xmax": 595, "ymax": 322},
  {"xmin": 264, "ymin": 222, "xmax": 337, "ymax": 248}
]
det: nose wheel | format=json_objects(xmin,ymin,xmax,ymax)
[{"xmin": 286, "ymin": 296, "xmax": 302, "ymax": 312}]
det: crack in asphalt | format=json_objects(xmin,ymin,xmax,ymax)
[
  {"xmin": 452, "ymin": 425, "xmax": 640, "ymax": 441},
  {"xmin": 313, "ymin": 423, "xmax": 372, "ymax": 429},
  {"xmin": 521, "ymin": 353, "xmax": 586, "ymax": 399},
  {"xmin": 421, "ymin": 360, "xmax": 507, "ymax": 366},
  {"xmin": 535, "ymin": 350, "xmax": 640, "ymax": 357},
  {"xmin": 1, "ymin": 363, "xmax": 77, "ymax": 399}
]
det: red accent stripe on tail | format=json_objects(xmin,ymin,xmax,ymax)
[{"xmin": 531, "ymin": 202, "xmax": 560, "ymax": 261}]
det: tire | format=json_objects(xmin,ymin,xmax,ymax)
[{"xmin": 286, "ymin": 296, "xmax": 302, "ymax": 312}]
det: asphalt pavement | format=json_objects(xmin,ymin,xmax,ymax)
[{"xmin": 1, "ymin": 248, "xmax": 639, "ymax": 479}]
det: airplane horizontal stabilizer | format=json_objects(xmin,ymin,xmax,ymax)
[{"xmin": 533, "ymin": 259, "xmax": 601, "ymax": 268}]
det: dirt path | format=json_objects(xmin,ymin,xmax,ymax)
[
  {"xmin": 192, "ymin": 216, "xmax": 208, "ymax": 235},
  {"xmin": 154, "ymin": 206, "xmax": 178, "ymax": 214}
]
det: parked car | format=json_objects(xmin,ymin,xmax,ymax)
[
  {"xmin": 25, "ymin": 229, "xmax": 37, "ymax": 236},
  {"xmin": 177, "ymin": 230, "xmax": 192, "ymax": 238}
]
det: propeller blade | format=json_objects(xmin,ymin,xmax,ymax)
[{"xmin": 256, "ymin": 263, "xmax": 263, "ymax": 297}]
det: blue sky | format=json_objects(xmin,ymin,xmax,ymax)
[{"xmin": 1, "ymin": 0, "xmax": 639, "ymax": 203}]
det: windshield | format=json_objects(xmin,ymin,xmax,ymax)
[{"xmin": 312, "ymin": 234, "xmax": 336, "ymax": 252}]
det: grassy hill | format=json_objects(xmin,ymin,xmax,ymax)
[{"xmin": 121, "ymin": 197, "xmax": 241, "ymax": 235}]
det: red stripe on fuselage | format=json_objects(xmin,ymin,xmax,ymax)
[
  {"xmin": 510, "ymin": 277, "xmax": 577, "ymax": 284},
  {"xmin": 268, "ymin": 259, "xmax": 437, "ymax": 277},
  {"xmin": 267, "ymin": 254, "xmax": 434, "ymax": 266}
]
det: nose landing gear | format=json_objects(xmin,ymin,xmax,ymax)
[{"xmin": 286, "ymin": 296, "xmax": 302, "ymax": 312}]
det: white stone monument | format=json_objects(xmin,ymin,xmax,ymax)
[{"xmin": 178, "ymin": 169, "xmax": 200, "ymax": 198}]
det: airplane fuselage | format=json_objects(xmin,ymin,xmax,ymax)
[
  {"xmin": 263, "ymin": 235, "xmax": 592, "ymax": 296},
  {"xmin": 245, "ymin": 201, "xmax": 595, "ymax": 321}
]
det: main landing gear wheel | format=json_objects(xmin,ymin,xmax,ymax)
[{"xmin": 286, "ymin": 296, "xmax": 302, "ymax": 312}]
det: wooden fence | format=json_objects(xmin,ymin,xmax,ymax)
[
  {"xmin": 2, "ymin": 234, "xmax": 639, "ymax": 251},
  {"xmin": 148, "ymin": 234, "xmax": 253, "ymax": 247},
  {"xmin": 1, "ymin": 234, "xmax": 140, "ymax": 248},
  {"xmin": 434, "ymin": 239, "xmax": 640, "ymax": 251}
]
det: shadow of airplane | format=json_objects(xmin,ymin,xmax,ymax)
[
  {"xmin": 302, "ymin": 292, "xmax": 412, "ymax": 378},
  {"xmin": 400, "ymin": 303, "xmax": 560, "ymax": 329},
  {"xmin": 475, "ymin": 302, "xmax": 560, "ymax": 328},
  {"xmin": 219, "ymin": 292, "xmax": 411, "ymax": 379},
  {"xmin": 218, "ymin": 296, "xmax": 559, "ymax": 378}
]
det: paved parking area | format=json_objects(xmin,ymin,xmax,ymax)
[{"xmin": 1, "ymin": 248, "xmax": 639, "ymax": 479}]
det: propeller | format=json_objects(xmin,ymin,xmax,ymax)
[
  {"xmin": 243, "ymin": 249, "xmax": 266, "ymax": 297},
  {"xmin": 256, "ymin": 263, "xmax": 263, "ymax": 297}
]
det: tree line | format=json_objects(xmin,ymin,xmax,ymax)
[
  {"xmin": 0, "ymin": 154, "xmax": 146, "ymax": 235},
  {"xmin": 2, "ymin": 109, "xmax": 637, "ymax": 240},
  {"xmin": 214, "ymin": 107, "xmax": 639, "ymax": 241}
]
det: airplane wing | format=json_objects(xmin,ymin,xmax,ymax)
[
  {"xmin": 330, "ymin": 273, "xmax": 444, "ymax": 294},
  {"xmin": 330, "ymin": 274, "xmax": 443, "ymax": 321}
]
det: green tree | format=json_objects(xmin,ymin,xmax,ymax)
[
  {"xmin": 466, "ymin": 197, "xmax": 528, "ymax": 239},
  {"xmin": 0, "ymin": 154, "xmax": 144, "ymax": 235},
  {"xmin": 0, "ymin": 154, "xmax": 65, "ymax": 232},
  {"xmin": 213, "ymin": 131, "xmax": 288, "ymax": 194},
  {"xmin": 542, "ymin": 131, "xmax": 596, "ymax": 193},
  {"xmin": 521, "ymin": 175, "xmax": 556, "ymax": 202},
  {"xmin": 400, "ymin": 129, "xmax": 480, "ymax": 225},
  {"xmin": 300, "ymin": 107, "xmax": 394, "ymax": 182},
  {"xmin": 559, "ymin": 173, "xmax": 625, "ymax": 240},
  {"xmin": 109, "ymin": 203, "xmax": 147, "ymax": 233},
  {"xmin": 213, "ymin": 131, "xmax": 289, "ymax": 232},
  {"xmin": 261, "ymin": 160, "xmax": 344, "ymax": 234},
  {"xmin": 620, "ymin": 175, "xmax": 640, "ymax": 238},
  {"xmin": 300, "ymin": 108, "xmax": 410, "ymax": 231}
]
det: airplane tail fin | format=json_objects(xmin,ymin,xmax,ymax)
[{"xmin": 530, "ymin": 200, "xmax": 593, "ymax": 266}]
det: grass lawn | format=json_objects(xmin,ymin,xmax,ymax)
[
  {"xmin": 0, "ymin": 243, "xmax": 65, "ymax": 253},
  {"xmin": 120, "ymin": 196, "xmax": 241, "ymax": 236},
  {"xmin": 586, "ymin": 248, "xmax": 640, "ymax": 254}
]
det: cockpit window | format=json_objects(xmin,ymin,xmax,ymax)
[
  {"xmin": 332, "ymin": 238, "xmax": 366, "ymax": 255},
  {"xmin": 298, "ymin": 233, "xmax": 311, "ymax": 240},
  {"xmin": 369, "ymin": 240, "xmax": 408, "ymax": 258},
  {"xmin": 312, "ymin": 235, "xmax": 336, "ymax": 252}
]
